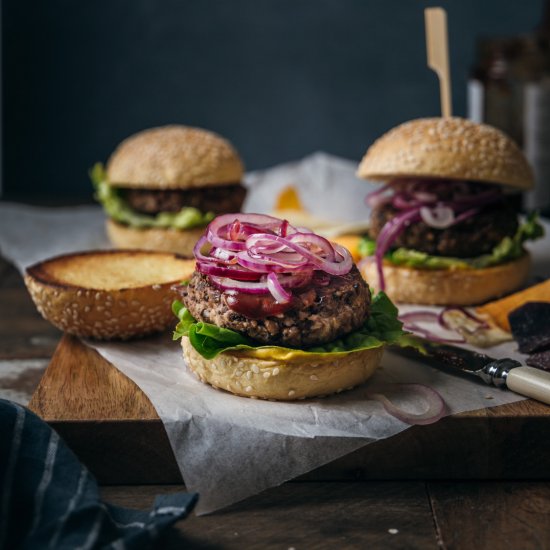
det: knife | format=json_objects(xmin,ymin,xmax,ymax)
[{"xmin": 390, "ymin": 341, "xmax": 550, "ymax": 405}]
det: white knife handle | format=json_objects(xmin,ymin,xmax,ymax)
[{"xmin": 506, "ymin": 366, "xmax": 550, "ymax": 405}]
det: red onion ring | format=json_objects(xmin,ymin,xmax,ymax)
[
  {"xmin": 246, "ymin": 234, "xmax": 352, "ymax": 276},
  {"xmin": 399, "ymin": 310, "xmax": 466, "ymax": 344},
  {"xmin": 196, "ymin": 263, "xmax": 263, "ymax": 280},
  {"xmin": 420, "ymin": 205, "xmax": 455, "ymax": 228},
  {"xmin": 266, "ymin": 272, "xmax": 292, "ymax": 303},
  {"xmin": 209, "ymin": 272, "xmax": 312, "ymax": 295},
  {"xmin": 287, "ymin": 232, "xmax": 337, "ymax": 262},
  {"xmin": 366, "ymin": 186, "xmax": 394, "ymax": 208},
  {"xmin": 207, "ymin": 213, "xmax": 289, "ymax": 252},
  {"xmin": 398, "ymin": 311, "xmax": 440, "ymax": 323},
  {"xmin": 236, "ymin": 250, "xmax": 308, "ymax": 272},
  {"xmin": 403, "ymin": 323, "xmax": 465, "ymax": 344},
  {"xmin": 367, "ymin": 384, "xmax": 447, "ymax": 425},
  {"xmin": 438, "ymin": 307, "xmax": 489, "ymax": 332},
  {"xmin": 195, "ymin": 214, "xmax": 351, "ymax": 303},
  {"xmin": 375, "ymin": 209, "xmax": 421, "ymax": 290}
]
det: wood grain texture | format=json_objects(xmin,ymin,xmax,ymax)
[
  {"xmin": 0, "ymin": 257, "xmax": 26, "ymax": 288},
  {"xmin": 27, "ymin": 336, "xmax": 550, "ymax": 484},
  {"xmin": 101, "ymin": 482, "xmax": 440, "ymax": 550},
  {"xmin": 0, "ymin": 287, "xmax": 61, "ymax": 359},
  {"xmin": 29, "ymin": 334, "xmax": 158, "ymax": 421},
  {"xmin": 429, "ymin": 481, "xmax": 550, "ymax": 550}
]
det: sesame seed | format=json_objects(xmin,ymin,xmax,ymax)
[
  {"xmin": 310, "ymin": 374, "xmax": 319, "ymax": 381},
  {"xmin": 246, "ymin": 371, "xmax": 252, "ymax": 380},
  {"xmin": 263, "ymin": 372, "xmax": 271, "ymax": 379},
  {"xmin": 288, "ymin": 390, "xmax": 296, "ymax": 397},
  {"xmin": 245, "ymin": 385, "xmax": 252, "ymax": 392},
  {"xmin": 251, "ymin": 365, "xmax": 259, "ymax": 374},
  {"xmin": 272, "ymin": 367, "xmax": 280, "ymax": 376}
]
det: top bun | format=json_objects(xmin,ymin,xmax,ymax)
[
  {"xmin": 357, "ymin": 117, "xmax": 534, "ymax": 190},
  {"xmin": 106, "ymin": 125, "xmax": 244, "ymax": 190}
]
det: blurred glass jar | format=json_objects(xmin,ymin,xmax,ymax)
[{"xmin": 468, "ymin": 7, "xmax": 550, "ymax": 215}]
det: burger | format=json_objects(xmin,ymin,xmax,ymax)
[
  {"xmin": 172, "ymin": 213, "xmax": 408, "ymax": 400},
  {"xmin": 91, "ymin": 125, "xmax": 246, "ymax": 255},
  {"xmin": 356, "ymin": 117, "xmax": 544, "ymax": 306}
]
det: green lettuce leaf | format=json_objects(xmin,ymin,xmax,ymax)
[
  {"xmin": 90, "ymin": 163, "xmax": 214, "ymax": 230},
  {"xmin": 359, "ymin": 213, "xmax": 544, "ymax": 270},
  {"xmin": 172, "ymin": 291, "xmax": 412, "ymax": 359}
]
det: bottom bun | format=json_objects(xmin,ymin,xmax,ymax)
[
  {"xmin": 181, "ymin": 336, "xmax": 384, "ymax": 401},
  {"xmin": 359, "ymin": 253, "xmax": 531, "ymax": 306},
  {"xmin": 106, "ymin": 219, "xmax": 206, "ymax": 256}
]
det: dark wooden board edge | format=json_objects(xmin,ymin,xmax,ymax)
[
  {"xmin": 49, "ymin": 419, "xmax": 183, "ymax": 485},
  {"xmin": 46, "ymin": 413, "xmax": 550, "ymax": 485},
  {"xmin": 30, "ymin": 336, "xmax": 550, "ymax": 485}
]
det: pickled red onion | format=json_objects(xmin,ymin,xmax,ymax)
[
  {"xmin": 366, "ymin": 180, "xmax": 504, "ymax": 290},
  {"xmin": 367, "ymin": 384, "xmax": 447, "ymax": 425},
  {"xmin": 195, "ymin": 213, "xmax": 353, "ymax": 303}
]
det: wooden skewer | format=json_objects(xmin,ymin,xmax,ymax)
[{"xmin": 425, "ymin": 7, "xmax": 452, "ymax": 117}]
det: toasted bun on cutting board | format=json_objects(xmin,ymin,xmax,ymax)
[
  {"xmin": 181, "ymin": 336, "xmax": 384, "ymax": 401},
  {"xmin": 25, "ymin": 250, "xmax": 194, "ymax": 340}
]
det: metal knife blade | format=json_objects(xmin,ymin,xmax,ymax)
[{"xmin": 389, "ymin": 341, "xmax": 550, "ymax": 405}]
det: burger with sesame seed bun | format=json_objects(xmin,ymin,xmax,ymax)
[
  {"xmin": 356, "ymin": 117, "xmax": 544, "ymax": 306},
  {"xmin": 172, "ymin": 213, "xmax": 410, "ymax": 401},
  {"xmin": 91, "ymin": 125, "xmax": 246, "ymax": 256}
]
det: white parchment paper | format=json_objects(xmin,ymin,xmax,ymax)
[{"xmin": 1, "ymin": 152, "xmax": 549, "ymax": 514}]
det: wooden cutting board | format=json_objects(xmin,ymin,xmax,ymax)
[{"xmin": 29, "ymin": 335, "xmax": 550, "ymax": 485}]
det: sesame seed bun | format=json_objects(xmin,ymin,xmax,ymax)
[
  {"xmin": 181, "ymin": 336, "xmax": 384, "ymax": 401},
  {"xmin": 357, "ymin": 117, "xmax": 534, "ymax": 190},
  {"xmin": 359, "ymin": 253, "xmax": 531, "ymax": 306},
  {"xmin": 24, "ymin": 250, "xmax": 195, "ymax": 340},
  {"xmin": 106, "ymin": 219, "xmax": 206, "ymax": 256},
  {"xmin": 106, "ymin": 125, "xmax": 244, "ymax": 190}
]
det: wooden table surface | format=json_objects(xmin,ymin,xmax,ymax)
[{"xmin": 2, "ymin": 254, "xmax": 549, "ymax": 549}]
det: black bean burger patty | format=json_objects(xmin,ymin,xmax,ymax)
[
  {"xmin": 122, "ymin": 183, "xmax": 247, "ymax": 215},
  {"xmin": 182, "ymin": 266, "xmax": 371, "ymax": 348},
  {"xmin": 369, "ymin": 201, "xmax": 518, "ymax": 258}
]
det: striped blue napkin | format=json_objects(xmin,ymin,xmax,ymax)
[{"xmin": 0, "ymin": 399, "xmax": 197, "ymax": 549}]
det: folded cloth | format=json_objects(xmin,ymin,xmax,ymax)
[{"xmin": 0, "ymin": 399, "xmax": 197, "ymax": 549}]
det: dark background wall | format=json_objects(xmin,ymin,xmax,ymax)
[{"xmin": 2, "ymin": 0, "xmax": 545, "ymax": 199}]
